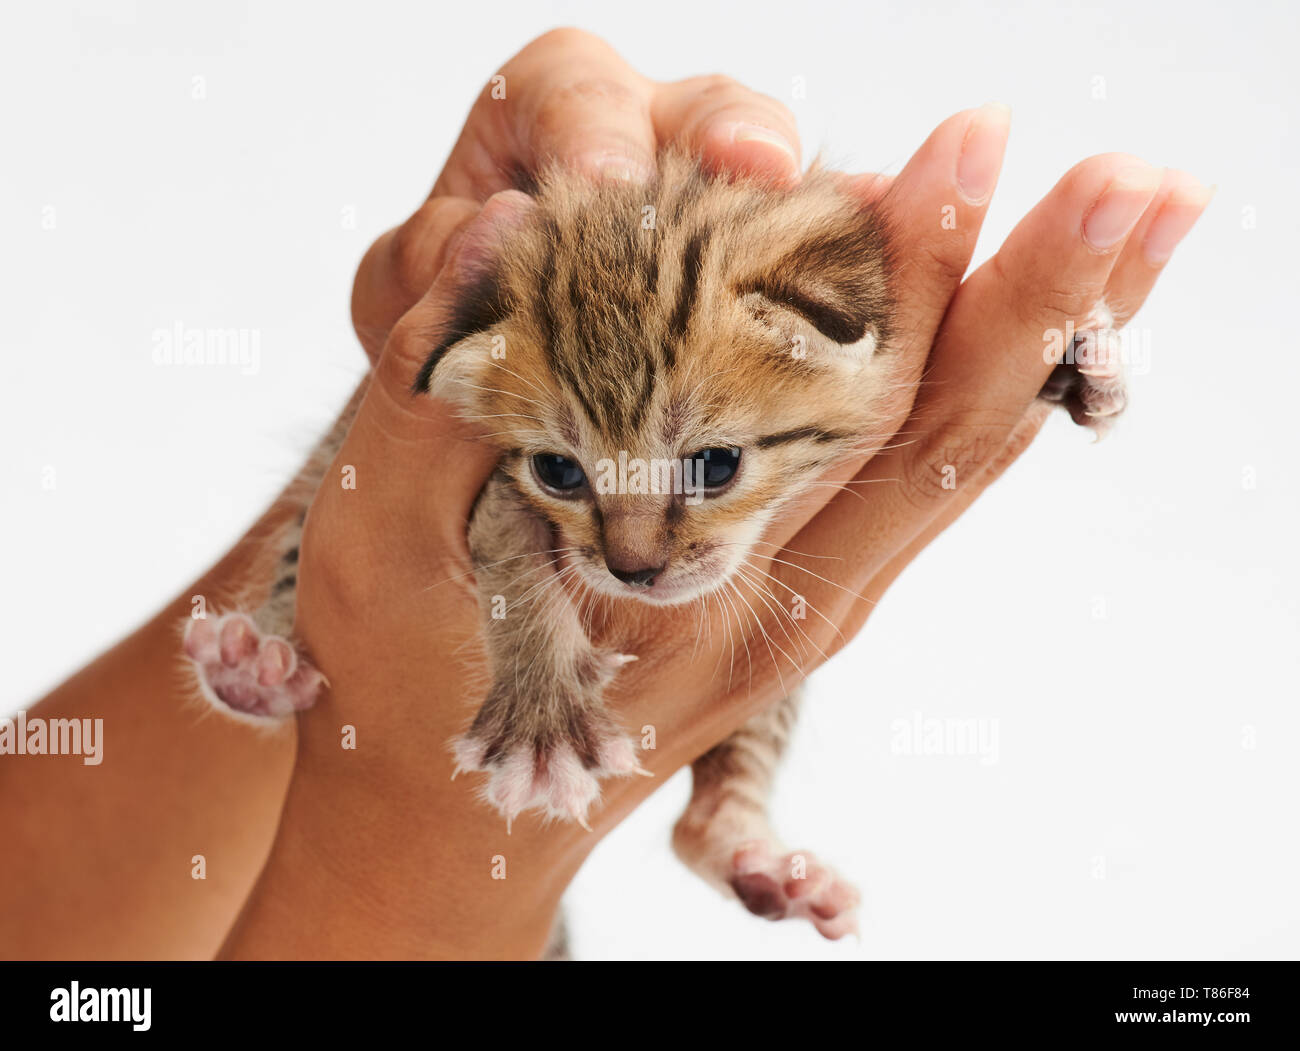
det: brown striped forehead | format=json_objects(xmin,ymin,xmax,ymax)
[
  {"xmin": 450, "ymin": 149, "xmax": 895, "ymax": 464},
  {"xmin": 531, "ymin": 202, "xmax": 714, "ymax": 445}
]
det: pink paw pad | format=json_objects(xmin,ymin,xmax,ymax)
[
  {"xmin": 729, "ymin": 841, "xmax": 861, "ymax": 941},
  {"xmin": 183, "ymin": 613, "xmax": 324, "ymax": 719}
]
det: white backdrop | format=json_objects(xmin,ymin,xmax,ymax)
[{"xmin": 2, "ymin": 0, "xmax": 1296, "ymax": 959}]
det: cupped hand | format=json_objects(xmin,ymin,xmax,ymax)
[
  {"xmin": 249, "ymin": 35, "xmax": 1209, "ymax": 960},
  {"xmin": 351, "ymin": 28, "xmax": 805, "ymax": 360}
]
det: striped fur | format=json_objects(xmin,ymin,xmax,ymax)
[{"xmin": 422, "ymin": 152, "xmax": 898, "ymax": 931}]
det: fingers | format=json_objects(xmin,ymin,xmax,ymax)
[
  {"xmin": 753, "ymin": 106, "xmax": 1011, "ymax": 559},
  {"xmin": 374, "ymin": 190, "xmax": 529, "ymax": 406},
  {"xmin": 877, "ymin": 153, "xmax": 1166, "ymax": 511},
  {"xmin": 335, "ymin": 195, "xmax": 531, "ymax": 538},
  {"xmin": 873, "ymin": 103, "xmax": 1012, "ymax": 359},
  {"xmin": 350, "ymin": 196, "xmax": 481, "ymax": 363},
  {"xmin": 777, "ymin": 154, "xmax": 1169, "ymax": 631},
  {"xmin": 434, "ymin": 28, "xmax": 656, "ymax": 198},
  {"xmin": 651, "ymin": 74, "xmax": 802, "ymax": 184},
  {"xmin": 1105, "ymin": 167, "xmax": 1214, "ymax": 320},
  {"xmin": 357, "ymin": 30, "xmax": 814, "ymax": 356}
]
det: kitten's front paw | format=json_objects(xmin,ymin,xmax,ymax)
[
  {"xmin": 451, "ymin": 704, "xmax": 649, "ymax": 830},
  {"xmin": 183, "ymin": 613, "xmax": 324, "ymax": 719},
  {"xmin": 1039, "ymin": 301, "xmax": 1128, "ymax": 435}
]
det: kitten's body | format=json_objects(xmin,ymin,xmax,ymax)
[{"xmin": 184, "ymin": 152, "xmax": 1125, "ymax": 943}]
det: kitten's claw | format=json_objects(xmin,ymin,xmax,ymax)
[
  {"xmin": 183, "ymin": 613, "xmax": 323, "ymax": 719},
  {"xmin": 1039, "ymin": 300, "xmax": 1128, "ymax": 437},
  {"xmin": 451, "ymin": 722, "xmax": 645, "ymax": 828}
]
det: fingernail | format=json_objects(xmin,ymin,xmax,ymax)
[
  {"xmin": 957, "ymin": 102, "xmax": 1011, "ymax": 205},
  {"xmin": 1142, "ymin": 180, "xmax": 1216, "ymax": 265},
  {"xmin": 1083, "ymin": 164, "xmax": 1163, "ymax": 250},
  {"xmin": 596, "ymin": 159, "xmax": 652, "ymax": 182},
  {"xmin": 728, "ymin": 122, "xmax": 798, "ymax": 166},
  {"xmin": 579, "ymin": 151, "xmax": 655, "ymax": 183}
]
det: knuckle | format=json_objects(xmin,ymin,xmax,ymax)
[
  {"xmin": 899, "ymin": 417, "xmax": 1008, "ymax": 510},
  {"xmin": 686, "ymin": 78, "xmax": 797, "ymax": 137},
  {"xmin": 533, "ymin": 76, "xmax": 643, "ymax": 133},
  {"xmin": 990, "ymin": 249, "xmax": 1103, "ymax": 335},
  {"xmin": 913, "ymin": 237, "xmax": 971, "ymax": 296}
]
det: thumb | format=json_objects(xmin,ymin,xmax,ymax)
[{"xmin": 340, "ymin": 190, "xmax": 535, "ymax": 535}]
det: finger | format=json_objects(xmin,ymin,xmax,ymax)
[
  {"xmin": 339, "ymin": 193, "xmax": 531, "ymax": 539},
  {"xmin": 869, "ymin": 102, "xmax": 1012, "ymax": 364},
  {"xmin": 350, "ymin": 196, "xmax": 481, "ymax": 362},
  {"xmin": 433, "ymin": 28, "xmax": 656, "ymax": 199},
  {"xmin": 651, "ymin": 74, "xmax": 803, "ymax": 183},
  {"xmin": 747, "ymin": 106, "xmax": 1012, "ymax": 559},
  {"xmin": 784, "ymin": 154, "xmax": 1164, "ymax": 621},
  {"xmin": 1105, "ymin": 168, "xmax": 1214, "ymax": 322},
  {"xmin": 375, "ymin": 190, "xmax": 532, "ymax": 406},
  {"xmin": 875, "ymin": 153, "xmax": 1162, "ymax": 506}
]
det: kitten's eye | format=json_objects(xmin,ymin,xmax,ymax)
[
  {"xmin": 532, "ymin": 453, "xmax": 586, "ymax": 493},
  {"xmin": 692, "ymin": 446, "xmax": 743, "ymax": 489}
]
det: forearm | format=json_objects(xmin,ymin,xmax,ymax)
[{"xmin": 0, "ymin": 505, "xmax": 299, "ymax": 959}]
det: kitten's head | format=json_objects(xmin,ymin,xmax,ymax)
[{"xmin": 417, "ymin": 152, "xmax": 897, "ymax": 605}]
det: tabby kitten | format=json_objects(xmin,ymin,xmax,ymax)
[{"xmin": 183, "ymin": 151, "xmax": 1125, "ymax": 939}]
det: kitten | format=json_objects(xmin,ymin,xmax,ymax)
[{"xmin": 183, "ymin": 151, "xmax": 1126, "ymax": 940}]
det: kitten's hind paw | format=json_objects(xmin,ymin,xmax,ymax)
[
  {"xmin": 183, "ymin": 612, "xmax": 324, "ymax": 719},
  {"xmin": 451, "ymin": 722, "xmax": 649, "ymax": 831},
  {"xmin": 674, "ymin": 814, "xmax": 861, "ymax": 940},
  {"xmin": 728, "ymin": 841, "xmax": 861, "ymax": 941},
  {"xmin": 1038, "ymin": 300, "xmax": 1128, "ymax": 436}
]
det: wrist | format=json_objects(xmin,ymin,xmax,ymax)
[{"xmin": 222, "ymin": 672, "xmax": 586, "ymax": 960}]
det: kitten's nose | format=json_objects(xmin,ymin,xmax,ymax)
[{"xmin": 607, "ymin": 562, "xmax": 665, "ymax": 589}]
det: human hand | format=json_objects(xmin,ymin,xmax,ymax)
[
  {"xmin": 227, "ymin": 46, "xmax": 1209, "ymax": 960},
  {"xmin": 350, "ymin": 28, "xmax": 807, "ymax": 361}
]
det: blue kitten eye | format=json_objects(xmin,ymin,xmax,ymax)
[
  {"xmin": 532, "ymin": 453, "xmax": 586, "ymax": 492},
  {"xmin": 693, "ymin": 446, "xmax": 742, "ymax": 488}
]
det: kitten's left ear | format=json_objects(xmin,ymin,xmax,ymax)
[
  {"xmin": 737, "ymin": 209, "xmax": 893, "ymax": 353},
  {"xmin": 412, "ymin": 190, "xmax": 537, "ymax": 397}
]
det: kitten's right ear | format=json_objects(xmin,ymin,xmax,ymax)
[{"xmin": 412, "ymin": 190, "xmax": 536, "ymax": 399}]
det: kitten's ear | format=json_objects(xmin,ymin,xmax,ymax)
[
  {"xmin": 737, "ymin": 210, "xmax": 893, "ymax": 354},
  {"xmin": 412, "ymin": 190, "xmax": 536, "ymax": 399}
]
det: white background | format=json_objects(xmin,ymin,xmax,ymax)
[{"xmin": 3, "ymin": 0, "xmax": 1296, "ymax": 960}]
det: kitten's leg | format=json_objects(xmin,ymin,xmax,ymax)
[
  {"xmin": 182, "ymin": 385, "xmax": 363, "ymax": 720},
  {"xmin": 672, "ymin": 691, "xmax": 860, "ymax": 940},
  {"xmin": 1038, "ymin": 300, "xmax": 1128, "ymax": 433},
  {"xmin": 451, "ymin": 472, "xmax": 647, "ymax": 828}
]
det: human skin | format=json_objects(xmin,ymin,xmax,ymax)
[{"xmin": 0, "ymin": 30, "xmax": 1210, "ymax": 960}]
